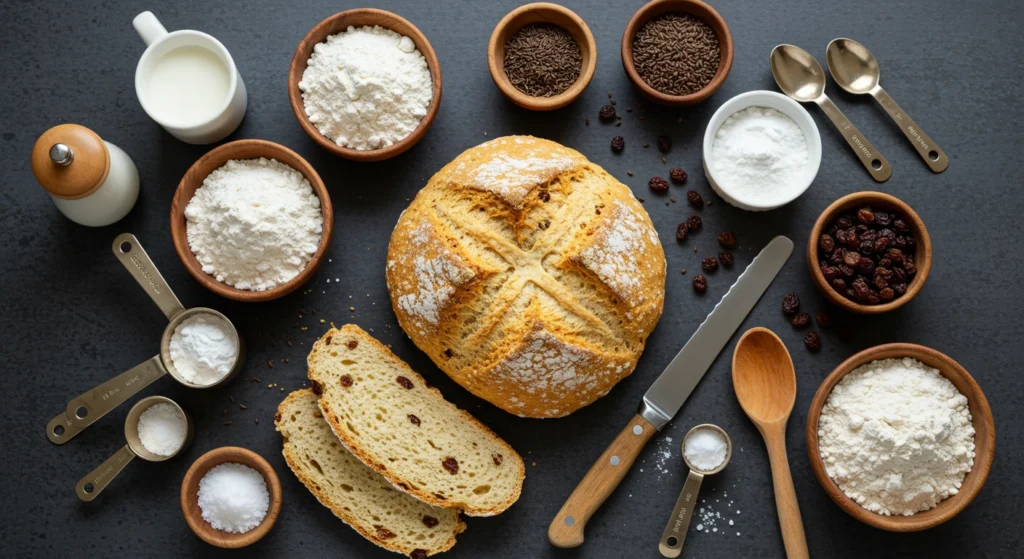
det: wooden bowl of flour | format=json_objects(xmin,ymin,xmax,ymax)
[
  {"xmin": 806, "ymin": 343, "xmax": 995, "ymax": 531},
  {"xmin": 288, "ymin": 9, "xmax": 442, "ymax": 161},
  {"xmin": 170, "ymin": 139, "xmax": 333, "ymax": 303}
]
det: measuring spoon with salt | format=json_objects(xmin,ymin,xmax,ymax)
[
  {"xmin": 46, "ymin": 234, "xmax": 244, "ymax": 445},
  {"xmin": 76, "ymin": 395, "xmax": 193, "ymax": 501},
  {"xmin": 658, "ymin": 424, "xmax": 733, "ymax": 558}
]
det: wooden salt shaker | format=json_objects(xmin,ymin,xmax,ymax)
[{"xmin": 31, "ymin": 124, "xmax": 139, "ymax": 226}]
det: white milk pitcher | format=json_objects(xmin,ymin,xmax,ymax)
[{"xmin": 133, "ymin": 11, "xmax": 247, "ymax": 144}]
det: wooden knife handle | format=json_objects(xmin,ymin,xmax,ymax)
[{"xmin": 548, "ymin": 414, "xmax": 656, "ymax": 548}]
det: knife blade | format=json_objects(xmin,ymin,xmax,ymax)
[
  {"xmin": 640, "ymin": 235, "xmax": 794, "ymax": 429},
  {"xmin": 548, "ymin": 235, "xmax": 793, "ymax": 548}
]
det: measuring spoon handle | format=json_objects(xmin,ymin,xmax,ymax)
[
  {"xmin": 871, "ymin": 86, "xmax": 948, "ymax": 172},
  {"xmin": 112, "ymin": 233, "xmax": 185, "ymax": 321},
  {"xmin": 46, "ymin": 412, "xmax": 87, "ymax": 445},
  {"xmin": 658, "ymin": 470, "xmax": 705, "ymax": 558},
  {"xmin": 816, "ymin": 96, "xmax": 892, "ymax": 182},
  {"xmin": 66, "ymin": 355, "xmax": 167, "ymax": 429},
  {"xmin": 76, "ymin": 444, "xmax": 136, "ymax": 501}
]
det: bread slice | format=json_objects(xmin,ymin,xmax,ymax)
[
  {"xmin": 308, "ymin": 324, "xmax": 525, "ymax": 516},
  {"xmin": 276, "ymin": 389, "xmax": 465, "ymax": 556}
]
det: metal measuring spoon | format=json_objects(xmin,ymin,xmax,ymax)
[
  {"xmin": 76, "ymin": 395, "xmax": 193, "ymax": 501},
  {"xmin": 46, "ymin": 234, "xmax": 244, "ymax": 444},
  {"xmin": 826, "ymin": 38, "xmax": 948, "ymax": 172},
  {"xmin": 658, "ymin": 424, "xmax": 733, "ymax": 558},
  {"xmin": 771, "ymin": 44, "xmax": 892, "ymax": 182}
]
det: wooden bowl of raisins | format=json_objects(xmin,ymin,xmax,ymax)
[{"xmin": 808, "ymin": 191, "xmax": 931, "ymax": 314}]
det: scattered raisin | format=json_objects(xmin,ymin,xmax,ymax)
[
  {"xmin": 599, "ymin": 105, "xmax": 615, "ymax": 121},
  {"xmin": 648, "ymin": 176, "xmax": 669, "ymax": 192},
  {"xmin": 669, "ymin": 167, "xmax": 688, "ymax": 183},
  {"xmin": 422, "ymin": 516, "xmax": 439, "ymax": 528},
  {"xmin": 311, "ymin": 380, "xmax": 323, "ymax": 395},
  {"xmin": 396, "ymin": 376, "xmax": 414, "ymax": 389},
  {"xmin": 346, "ymin": 340, "xmax": 358, "ymax": 349},
  {"xmin": 538, "ymin": 190, "xmax": 550, "ymax": 202},
  {"xmin": 718, "ymin": 250, "xmax": 734, "ymax": 267},
  {"xmin": 692, "ymin": 274, "xmax": 708, "ymax": 293},
  {"xmin": 675, "ymin": 222, "xmax": 688, "ymax": 242},
  {"xmin": 340, "ymin": 375, "xmax": 353, "ymax": 387},
  {"xmin": 410, "ymin": 550, "xmax": 428, "ymax": 559},
  {"xmin": 610, "ymin": 136, "xmax": 625, "ymax": 153},
  {"xmin": 804, "ymin": 331, "xmax": 822, "ymax": 350},
  {"xmin": 686, "ymin": 190, "xmax": 704, "ymax": 209},
  {"xmin": 657, "ymin": 135, "xmax": 672, "ymax": 153},
  {"xmin": 442, "ymin": 457, "xmax": 459, "ymax": 475},
  {"xmin": 686, "ymin": 215, "xmax": 702, "ymax": 232},
  {"xmin": 492, "ymin": 452, "xmax": 504, "ymax": 466},
  {"xmin": 375, "ymin": 526, "xmax": 397, "ymax": 540},
  {"xmin": 717, "ymin": 231, "xmax": 737, "ymax": 248},
  {"xmin": 325, "ymin": 336, "xmax": 332, "ymax": 345},
  {"xmin": 782, "ymin": 292, "xmax": 800, "ymax": 314},
  {"xmin": 408, "ymin": 414, "xmax": 421, "ymax": 426},
  {"xmin": 857, "ymin": 207, "xmax": 875, "ymax": 224},
  {"xmin": 700, "ymin": 256, "xmax": 718, "ymax": 272},
  {"xmin": 819, "ymin": 234, "xmax": 835, "ymax": 252},
  {"xmin": 791, "ymin": 313, "xmax": 811, "ymax": 328},
  {"xmin": 816, "ymin": 311, "xmax": 831, "ymax": 328}
]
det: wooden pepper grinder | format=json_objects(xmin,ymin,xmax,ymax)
[{"xmin": 31, "ymin": 124, "xmax": 139, "ymax": 226}]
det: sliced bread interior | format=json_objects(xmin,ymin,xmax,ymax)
[
  {"xmin": 276, "ymin": 389, "xmax": 464, "ymax": 556},
  {"xmin": 308, "ymin": 324, "xmax": 525, "ymax": 516}
]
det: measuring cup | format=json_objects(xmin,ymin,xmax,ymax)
[
  {"xmin": 46, "ymin": 233, "xmax": 244, "ymax": 444},
  {"xmin": 658, "ymin": 424, "xmax": 733, "ymax": 558},
  {"xmin": 76, "ymin": 395, "xmax": 194, "ymax": 501}
]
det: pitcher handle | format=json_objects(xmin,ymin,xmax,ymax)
[{"xmin": 133, "ymin": 11, "xmax": 168, "ymax": 47}]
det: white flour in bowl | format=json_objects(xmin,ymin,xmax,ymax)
[
  {"xmin": 817, "ymin": 357, "xmax": 975, "ymax": 516},
  {"xmin": 299, "ymin": 25, "xmax": 432, "ymax": 150},
  {"xmin": 185, "ymin": 158, "xmax": 323, "ymax": 291}
]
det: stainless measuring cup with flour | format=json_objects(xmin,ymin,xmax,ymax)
[
  {"xmin": 46, "ymin": 233, "xmax": 244, "ymax": 444},
  {"xmin": 76, "ymin": 395, "xmax": 194, "ymax": 501},
  {"xmin": 658, "ymin": 424, "xmax": 733, "ymax": 558}
]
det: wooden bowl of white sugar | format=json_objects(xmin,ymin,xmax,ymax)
[
  {"xmin": 171, "ymin": 139, "xmax": 333, "ymax": 302},
  {"xmin": 288, "ymin": 9, "xmax": 442, "ymax": 161},
  {"xmin": 806, "ymin": 343, "xmax": 995, "ymax": 531}
]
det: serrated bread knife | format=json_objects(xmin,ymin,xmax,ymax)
[{"xmin": 548, "ymin": 235, "xmax": 794, "ymax": 548}]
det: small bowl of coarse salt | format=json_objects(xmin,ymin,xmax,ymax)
[
  {"xmin": 806, "ymin": 343, "xmax": 995, "ymax": 532},
  {"xmin": 171, "ymin": 139, "xmax": 333, "ymax": 302},
  {"xmin": 702, "ymin": 90, "xmax": 821, "ymax": 211},
  {"xmin": 181, "ymin": 446, "xmax": 282, "ymax": 548},
  {"xmin": 288, "ymin": 9, "xmax": 442, "ymax": 161}
]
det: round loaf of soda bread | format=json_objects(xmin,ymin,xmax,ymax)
[{"xmin": 386, "ymin": 136, "xmax": 666, "ymax": 418}]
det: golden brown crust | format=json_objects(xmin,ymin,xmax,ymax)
[
  {"xmin": 386, "ymin": 136, "xmax": 666, "ymax": 418},
  {"xmin": 308, "ymin": 325, "xmax": 526, "ymax": 516},
  {"xmin": 276, "ymin": 390, "xmax": 466, "ymax": 556}
]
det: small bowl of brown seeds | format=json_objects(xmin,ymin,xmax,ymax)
[
  {"xmin": 488, "ymin": 3, "xmax": 597, "ymax": 111},
  {"xmin": 621, "ymin": 0, "xmax": 734, "ymax": 106}
]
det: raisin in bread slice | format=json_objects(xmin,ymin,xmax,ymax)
[
  {"xmin": 276, "ymin": 390, "xmax": 465, "ymax": 556},
  {"xmin": 308, "ymin": 325, "xmax": 525, "ymax": 516}
]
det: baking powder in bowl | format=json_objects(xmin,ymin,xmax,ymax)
[
  {"xmin": 817, "ymin": 357, "xmax": 975, "ymax": 516},
  {"xmin": 710, "ymin": 106, "xmax": 809, "ymax": 206},
  {"xmin": 197, "ymin": 462, "xmax": 270, "ymax": 534},
  {"xmin": 185, "ymin": 158, "xmax": 323, "ymax": 291},
  {"xmin": 299, "ymin": 25, "xmax": 432, "ymax": 150},
  {"xmin": 169, "ymin": 314, "xmax": 238, "ymax": 386}
]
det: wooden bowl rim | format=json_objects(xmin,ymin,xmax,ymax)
[
  {"xmin": 620, "ymin": 0, "xmax": 734, "ymax": 106},
  {"xmin": 805, "ymin": 343, "xmax": 995, "ymax": 532},
  {"xmin": 486, "ymin": 2, "xmax": 598, "ymax": 111},
  {"xmin": 807, "ymin": 191, "xmax": 932, "ymax": 314},
  {"xmin": 180, "ymin": 446, "xmax": 283, "ymax": 548},
  {"xmin": 170, "ymin": 139, "xmax": 333, "ymax": 302},
  {"xmin": 287, "ymin": 8, "xmax": 442, "ymax": 161}
]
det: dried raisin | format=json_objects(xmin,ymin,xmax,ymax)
[
  {"xmin": 408, "ymin": 414, "xmax": 421, "ymax": 426},
  {"xmin": 396, "ymin": 376, "xmax": 414, "ymax": 389},
  {"xmin": 347, "ymin": 340, "xmax": 358, "ymax": 349},
  {"xmin": 819, "ymin": 234, "xmax": 835, "ymax": 252},
  {"xmin": 687, "ymin": 190, "xmax": 704, "ymax": 209},
  {"xmin": 702, "ymin": 256, "xmax": 719, "ymax": 272},
  {"xmin": 676, "ymin": 222, "xmax": 688, "ymax": 242},
  {"xmin": 718, "ymin": 250, "xmax": 734, "ymax": 267},
  {"xmin": 599, "ymin": 105, "xmax": 615, "ymax": 121},
  {"xmin": 791, "ymin": 313, "xmax": 811, "ymax": 328},
  {"xmin": 816, "ymin": 311, "xmax": 831, "ymax": 328},
  {"xmin": 804, "ymin": 331, "xmax": 822, "ymax": 350},
  {"xmin": 692, "ymin": 274, "xmax": 708, "ymax": 293},
  {"xmin": 610, "ymin": 136, "xmax": 625, "ymax": 153},
  {"xmin": 657, "ymin": 135, "xmax": 672, "ymax": 153},
  {"xmin": 686, "ymin": 215, "xmax": 702, "ymax": 232},
  {"xmin": 718, "ymin": 231, "xmax": 737, "ymax": 248},
  {"xmin": 442, "ymin": 457, "xmax": 459, "ymax": 475},
  {"xmin": 782, "ymin": 292, "xmax": 800, "ymax": 314},
  {"xmin": 340, "ymin": 375, "xmax": 353, "ymax": 387},
  {"xmin": 648, "ymin": 176, "xmax": 669, "ymax": 192},
  {"xmin": 669, "ymin": 167, "xmax": 688, "ymax": 183},
  {"xmin": 422, "ymin": 516, "xmax": 439, "ymax": 528}
]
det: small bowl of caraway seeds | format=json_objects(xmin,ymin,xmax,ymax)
[
  {"xmin": 622, "ymin": 0, "xmax": 734, "ymax": 106},
  {"xmin": 488, "ymin": 2, "xmax": 597, "ymax": 111}
]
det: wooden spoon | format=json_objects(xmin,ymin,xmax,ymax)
[{"xmin": 732, "ymin": 327, "xmax": 809, "ymax": 559}]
